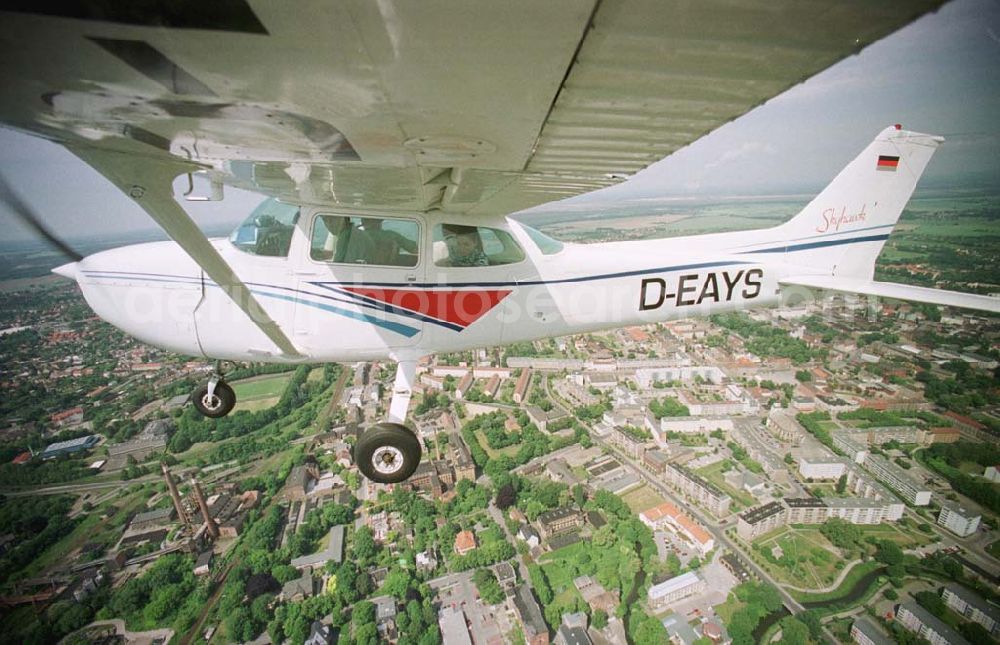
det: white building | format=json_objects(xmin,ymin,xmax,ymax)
[
  {"xmin": 863, "ymin": 454, "xmax": 931, "ymax": 506},
  {"xmin": 659, "ymin": 417, "xmax": 733, "ymax": 434},
  {"xmin": 942, "ymin": 584, "xmax": 1000, "ymax": 637},
  {"xmin": 937, "ymin": 501, "xmax": 981, "ymax": 537},
  {"xmin": 647, "ymin": 571, "xmax": 706, "ymax": 609}
]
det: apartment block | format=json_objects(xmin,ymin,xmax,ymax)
[
  {"xmin": 941, "ymin": 584, "xmax": 1000, "ymax": 636},
  {"xmin": 895, "ymin": 602, "xmax": 970, "ymax": 645},
  {"xmin": 863, "ymin": 454, "xmax": 931, "ymax": 506},
  {"xmin": 662, "ymin": 463, "xmax": 732, "ymax": 516},
  {"xmin": 937, "ymin": 501, "xmax": 981, "ymax": 537}
]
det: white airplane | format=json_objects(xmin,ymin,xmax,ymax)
[{"xmin": 2, "ymin": 1, "xmax": 994, "ymax": 483}]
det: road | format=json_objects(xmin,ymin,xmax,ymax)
[{"xmin": 487, "ymin": 501, "xmax": 531, "ymax": 584}]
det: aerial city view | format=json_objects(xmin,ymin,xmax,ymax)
[
  {"xmin": 1, "ymin": 1, "xmax": 999, "ymax": 645},
  {"xmin": 1, "ymin": 190, "xmax": 998, "ymax": 645}
]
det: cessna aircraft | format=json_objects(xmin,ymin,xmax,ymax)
[{"xmin": 1, "ymin": 1, "xmax": 996, "ymax": 483}]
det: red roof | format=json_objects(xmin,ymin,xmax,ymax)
[
  {"xmin": 454, "ymin": 530, "xmax": 477, "ymax": 554},
  {"xmin": 11, "ymin": 452, "xmax": 31, "ymax": 464}
]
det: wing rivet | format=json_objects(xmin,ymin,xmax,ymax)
[{"xmin": 129, "ymin": 185, "xmax": 146, "ymax": 199}]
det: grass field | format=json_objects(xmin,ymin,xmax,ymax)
[
  {"xmin": 789, "ymin": 560, "xmax": 884, "ymax": 604},
  {"xmin": 231, "ymin": 372, "xmax": 293, "ymax": 412},
  {"xmin": 712, "ymin": 592, "xmax": 746, "ymax": 624},
  {"xmin": 621, "ymin": 484, "xmax": 666, "ymax": 513},
  {"xmin": 757, "ymin": 529, "xmax": 841, "ymax": 589},
  {"xmin": 474, "ymin": 430, "xmax": 521, "ymax": 459},
  {"xmin": 988, "ymin": 540, "xmax": 1000, "ymax": 560},
  {"xmin": 538, "ymin": 541, "xmax": 588, "ymax": 599}
]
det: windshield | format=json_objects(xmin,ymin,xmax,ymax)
[
  {"xmin": 229, "ymin": 198, "xmax": 301, "ymax": 257},
  {"xmin": 517, "ymin": 222, "xmax": 564, "ymax": 255}
]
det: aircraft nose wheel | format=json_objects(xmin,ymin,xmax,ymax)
[
  {"xmin": 192, "ymin": 380, "xmax": 236, "ymax": 418},
  {"xmin": 355, "ymin": 422, "xmax": 422, "ymax": 484}
]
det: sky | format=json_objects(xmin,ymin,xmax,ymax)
[{"xmin": 0, "ymin": 0, "xmax": 998, "ymax": 243}]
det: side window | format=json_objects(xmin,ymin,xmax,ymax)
[
  {"xmin": 310, "ymin": 215, "xmax": 419, "ymax": 267},
  {"xmin": 433, "ymin": 224, "xmax": 525, "ymax": 267},
  {"xmin": 229, "ymin": 198, "xmax": 300, "ymax": 258}
]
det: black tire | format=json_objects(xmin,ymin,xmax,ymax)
[
  {"xmin": 354, "ymin": 423, "xmax": 422, "ymax": 484},
  {"xmin": 193, "ymin": 381, "xmax": 236, "ymax": 418}
]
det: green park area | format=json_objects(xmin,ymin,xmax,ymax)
[
  {"xmin": 621, "ymin": 484, "xmax": 666, "ymax": 513},
  {"xmin": 754, "ymin": 527, "xmax": 842, "ymax": 589},
  {"xmin": 232, "ymin": 372, "xmax": 294, "ymax": 412}
]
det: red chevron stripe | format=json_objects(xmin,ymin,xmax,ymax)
[{"xmin": 341, "ymin": 287, "xmax": 512, "ymax": 327}]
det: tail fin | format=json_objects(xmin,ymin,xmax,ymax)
[{"xmin": 772, "ymin": 125, "xmax": 943, "ymax": 280}]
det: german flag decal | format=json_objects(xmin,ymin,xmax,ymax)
[{"xmin": 877, "ymin": 155, "xmax": 900, "ymax": 171}]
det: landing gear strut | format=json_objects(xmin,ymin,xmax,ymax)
[
  {"xmin": 354, "ymin": 359, "xmax": 423, "ymax": 484},
  {"xmin": 193, "ymin": 368, "xmax": 236, "ymax": 418}
]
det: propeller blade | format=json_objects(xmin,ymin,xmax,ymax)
[{"xmin": 0, "ymin": 175, "xmax": 83, "ymax": 262}]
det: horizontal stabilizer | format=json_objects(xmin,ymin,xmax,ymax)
[{"xmin": 779, "ymin": 276, "xmax": 1000, "ymax": 314}]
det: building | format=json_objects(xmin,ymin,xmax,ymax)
[
  {"xmin": 372, "ymin": 595, "xmax": 398, "ymax": 642},
  {"xmin": 639, "ymin": 502, "xmax": 714, "ymax": 556},
  {"xmin": 537, "ymin": 507, "xmax": 584, "ymax": 540},
  {"xmin": 941, "ymin": 584, "xmax": 1000, "ymax": 636},
  {"xmin": 40, "ymin": 434, "xmax": 99, "ymax": 459},
  {"xmin": 304, "ymin": 621, "xmax": 335, "ymax": 645},
  {"xmin": 659, "ymin": 417, "xmax": 733, "ymax": 435},
  {"xmin": 937, "ymin": 501, "xmax": 981, "ymax": 537},
  {"xmin": 833, "ymin": 432, "xmax": 869, "ymax": 463},
  {"xmin": 438, "ymin": 606, "xmax": 473, "ymax": 645},
  {"xmin": 573, "ymin": 575, "xmax": 619, "ymax": 614},
  {"xmin": 641, "ymin": 449, "xmax": 670, "ymax": 475},
  {"xmin": 985, "ymin": 466, "xmax": 1000, "ymax": 482},
  {"xmin": 863, "ymin": 454, "xmax": 931, "ymax": 506},
  {"xmin": 517, "ymin": 524, "xmax": 540, "ymax": 549},
  {"xmin": 281, "ymin": 572, "xmax": 315, "ymax": 602},
  {"xmin": 850, "ymin": 617, "xmax": 893, "ymax": 645},
  {"xmin": 663, "ymin": 463, "xmax": 732, "ymax": 516},
  {"xmin": 290, "ymin": 525, "xmax": 345, "ymax": 570},
  {"xmin": 448, "ymin": 433, "xmax": 476, "ymax": 481},
  {"xmin": 194, "ymin": 550, "xmax": 213, "ymax": 576},
  {"xmin": 823, "ymin": 497, "xmax": 886, "ymax": 525},
  {"xmin": 609, "ymin": 426, "xmax": 647, "ymax": 459},
  {"xmin": 454, "ymin": 530, "xmax": 477, "ymax": 555},
  {"xmin": 513, "ymin": 369, "xmax": 532, "ymax": 404},
  {"xmin": 798, "ymin": 446, "xmax": 848, "ymax": 480},
  {"xmin": 647, "ymin": 571, "xmax": 706, "ymax": 609},
  {"xmin": 737, "ymin": 501, "xmax": 785, "ymax": 541},
  {"xmin": 512, "ymin": 584, "xmax": 548, "ymax": 645},
  {"xmin": 767, "ymin": 410, "xmax": 804, "ymax": 444},
  {"xmin": 782, "ymin": 497, "xmax": 829, "ymax": 524},
  {"xmin": 895, "ymin": 602, "xmax": 970, "ymax": 645}
]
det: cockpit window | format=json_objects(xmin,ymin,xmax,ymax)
[
  {"xmin": 517, "ymin": 222, "xmax": 564, "ymax": 255},
  {"xmin": 230, "ymin": 198, "xmax": 300, "ymax": 257},
  {"xmin": 310, "ymin": 215, "xmax": 419, "ymax": 267},
  {"xmin": 432, "ymin": 224, "xmax": 525, "ymax": 267}
]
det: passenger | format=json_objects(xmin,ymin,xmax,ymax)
[
  {"xmin": 361, "ymin": 218, "xmax": 418, "ymax": 266},
  {"xmin": 325, "ymin": 216, "xmax": 373, "ymax": 264},
  {"xmin": 442, "ymin": 224, "xmax": 489, "ymax": 267}
]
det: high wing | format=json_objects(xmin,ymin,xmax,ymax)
[{"xmin": 0, "ymin": 0, "xmax": 945, "ymax": 216}]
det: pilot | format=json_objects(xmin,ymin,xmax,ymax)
[
  {"xmin": 361, "ymin": 218, "xmax": 418, "ymax": 266},
  {"xmin": 442, "ymin": 224, "xmax": 489, "ymax": 267}
]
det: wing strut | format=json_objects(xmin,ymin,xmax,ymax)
[{"xmin": 69, "ymin": 145, "xmax": 303, "ymax": 359}]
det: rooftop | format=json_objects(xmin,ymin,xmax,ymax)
[{"xmin": 648, "ymin": 571, "xmax": 703, "ymax": 600}]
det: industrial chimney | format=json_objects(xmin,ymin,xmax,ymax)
[
  {"xmin": 161, "ymin": 463, "xmax": 190, "ymax": 528},
  {"xmin": 190, "ymin": 477, "xmax": 219, "ymax": 539}
]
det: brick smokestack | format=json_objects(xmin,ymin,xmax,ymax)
[
  {"xmin": 161, "ymin": 463, "xmax": 190, "ymax": 528},
  {"xmin": 190, "ymin": 478, "xmax": 219, "ymax": 539}
]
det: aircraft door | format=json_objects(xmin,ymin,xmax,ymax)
[{"xmin": 293, "ymin": 213, "xmax": 424, "ymax": 358}]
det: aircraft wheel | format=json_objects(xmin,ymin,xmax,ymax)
[
  {"xmin": 193, "ymin": 381, "xmax": 236, "ymax": 418},
  {"xmin": 355, "ymin": 423, "xmax": 422, "ymax": 484}
]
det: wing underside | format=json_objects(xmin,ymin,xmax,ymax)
[{"xmin": 0, "ymin": 0, "xmax": 945, "ymax": 215}]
